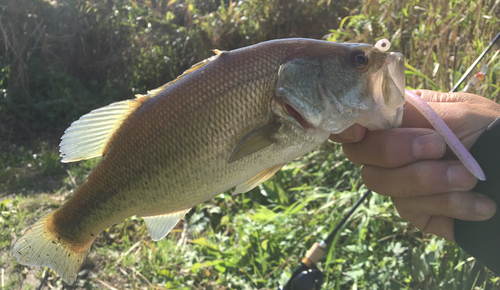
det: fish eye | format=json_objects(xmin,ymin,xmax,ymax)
[{"xmin": 351, "ymin": 51, "xmax": 369, "ymax": 69}]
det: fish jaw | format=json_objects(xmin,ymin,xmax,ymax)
[{"xmin": 273, "ymin": 57, "xmax": 331, "ymax": 140}]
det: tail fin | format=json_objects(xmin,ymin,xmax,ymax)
[{"xmin": 12, "ymin": 211, "xmax": 95, "ymax": 285}]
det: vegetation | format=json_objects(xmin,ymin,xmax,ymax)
[{"xmin": 1, "ymin": 0, "xmax": 499, "ymax": 289}]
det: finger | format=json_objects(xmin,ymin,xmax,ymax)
[
  {"xmin": 343, "ymin": 128, "xmax": 446, "ymax": 167},
  {"xmin": 392, "ymin": 192, "xmax": 497, "ymax": 242},
  {"xmin": 329, "ymin": 124, "xmax": 366, "ymax": 143},
  {"xmin": 392, "ymin": 192, "xmax": 496, "ymax": 222},
  {"xmin": 422, "ymin": 216, "xmax": 455, "ymax": 242},
  {"xmin": 415, "ymin": 89, "xmax": 499, "ymax": 105},
  {"xmin": 362, "ymin": 160, "xmax": 478, "ymax": 197},
  {"xmin": 403, "ymin": 90, "xmax": 500, "ymax": 149},
  {"xmin": 403, "ymin": 101, "xmax": 488, "ymax": 135},
  {"xmin": 395, "ymin": 210, "xmax": 456, "ymax": 242}
]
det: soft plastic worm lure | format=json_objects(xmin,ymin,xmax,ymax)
[{"xmin": 404, "ymin": 89, "xmax": 486, "ymax": 181}]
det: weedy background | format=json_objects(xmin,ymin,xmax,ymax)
[{"xmin": 0, "ymin": 0, "xmax": 499, "ymax": 289}]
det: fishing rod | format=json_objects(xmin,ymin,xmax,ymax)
[
  {"xmin": 277, "ymin": 189, "xmax": 371, "ymax": 290},
  {"xmin": 37, "ymin": 268, "xmax": 50, "ymax": 290},
  {"xmin": 451, "ymin": 32, "xmax": 500, "ymax": 92}
]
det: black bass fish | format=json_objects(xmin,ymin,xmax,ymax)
[{"xmin": 13, "ymin": 38, "xmax": 405, "ymax": 284}]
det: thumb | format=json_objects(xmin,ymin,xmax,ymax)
[{"xmin": 329, "ymin": 124, "xmax": 367, "ymax": 143}]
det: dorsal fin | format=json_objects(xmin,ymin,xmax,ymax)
[
  {"xmin": 59, "ymin": 99, "xmax": 145, "ymax": 163},
  {"xmin": 134, "ymin": 51, "xmax": 224, "ymax": 99},
  {"xmin": 142, "ymin": 209, "xmax": 191, "ymax": 241},
  {"xmin": 60, "ymin": 51, "xmax": 224, "ymax": 163}
]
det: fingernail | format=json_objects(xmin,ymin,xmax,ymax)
[
  {"xmin": 475, "ymin": 195, "xmax": 497, "ymax": 219},
  {"xmin": 447, "ymin": 165, "xmax": 475, "ymax": 189},
  {"xmin": 413, "ymin": 133, "xmax": 445, "ymax": 159}
]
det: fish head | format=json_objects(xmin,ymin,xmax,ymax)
[{"xmin": 274, "ymin": 39, "xmax": 405, "ymax": 136}]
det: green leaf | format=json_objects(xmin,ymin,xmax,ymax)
[
  {"xmin": 159, "ymin": 269, "xmax": 170, "ymax": 277},
  {"xmin": 261, "ymin": 239, "xmax": 268, "ymax": 251},
  {"xmin": 405, "ymin": 63, "xmax": 438, "ymax": 89},
  {"xmin": 248, "ymin": 206, "xmax": 277, "ymax": 222},
  {"xmin": 166, "ymin": 11, "xmax": 174, "ymax": 22},
  {"xmin": 189, "ymin": 237, "xmax": 219, "ymax": 251},
  {"xmin": 190, "ymin": 262, "xmax": 204, "ymax": 272},
  {"xmin": 215, "ymin": 264, "xmax": 226, "ymax": 273}
]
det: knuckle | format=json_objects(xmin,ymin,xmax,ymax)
[
  {"xmin": 377, "ymin": 137, "xmax": 395, "ymax": 166},
  {"xmin": 439, "ymin": 192, "xmax": 458, "ymax": 209},
  {"xmin": 413, "ymin": 161, "xmax": 450, "ymax": 193},
  {"xmin": 409, "ymin": 162, "xmax": 427, "ymax": 191},
  {"xmin": 461, "ymin": 174, "xmax": 478, "ymax": 191},
  {"xmin": 376, "ymin": 130, "xmax": 413, "ymax": 167},
  {"xmin": 439, "ymin": 192, "xmax": 470, "ymax": 216},
  {"xmin": 394, "ymin": 206, "xmax": 411, "ymax": 221},
  {"xmin": 391, "ymin": 197, "xmax": 414, "ymax": 222}
]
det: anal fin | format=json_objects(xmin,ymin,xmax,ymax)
[
  {"xmin": 142, "ymin": 209, "xmax": 191, "ymax": 241},
  {"xmin": 233, "ymin": 163, "xmax": 286, "ymax": 195}
]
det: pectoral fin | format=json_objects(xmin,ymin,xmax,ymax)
[
  {"xmin": 233, "ymin": 163, "xmax": 285, "ymax": 195},
  {"xmin": 142, "ymin": 209, "xmax": 191, "ymax": 241},
  {"xmin": 228, "ymin": 122, "xmax": 282, "ymax": 163}
]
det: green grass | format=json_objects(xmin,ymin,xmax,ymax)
[{"xmin": 1, "ymin": 143, "xmax": 499, "ymax": 289}]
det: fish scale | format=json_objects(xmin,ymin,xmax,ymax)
[{"xmin": 13, "ymin": 38, "xmax": 407, "ymax": 284}]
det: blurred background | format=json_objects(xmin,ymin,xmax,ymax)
[{"xmin": 1, "ymin": 0, "xmax": 500, "ymax": 289}]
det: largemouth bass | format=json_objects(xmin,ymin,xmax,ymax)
[{"xmin": 13, "ymin": 38, "xmax": 406, "ymax": 284}]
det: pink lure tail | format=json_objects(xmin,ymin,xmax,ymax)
[{"xmin": 404, "ymin": 89, "xmax": 486, "ymax": 181}]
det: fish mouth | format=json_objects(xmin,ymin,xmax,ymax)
[
  {"xmin": 282, "ymin": 100, "xmax": 314, "ymax": 130},
  {"xmin": 386, "ymin": 52, "xmax": 406, "ymax": 100},
  {"xmin": 356, "ymin": 51, "xmax": 405, "ymax": 131},
  {"xmin": 381, "ymin": 52, "xmax": 405, "ymax": 128}
]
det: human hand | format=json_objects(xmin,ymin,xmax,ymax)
[{"xmin": 330, "ymin": 90, "xmax": 500, "ymax": 242}]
